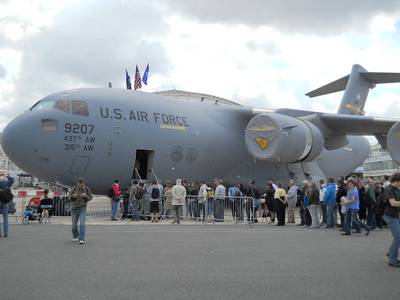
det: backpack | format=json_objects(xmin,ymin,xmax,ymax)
[
  {"xmin": 107, "ymin": 187, "xmax": 114, "ymax": 198},
  {"xmin": 207, "ymin": 188, "xmax": 214, "ymax": 198},
  {"xmin": 234, "ymin": 188, "xmax": 241, "ymax": 198},
  {"xmin": 365, "ymin": 187, "xmax": 375, "ymax": 205},
  {"xmin": 151, "ymin": 187, "xmax": 160, "ymax": 199},
  {"xmin": 0, "ymin": 188, "xmax": 13, "ymax": 204},
  {"xmin": 135, "ymin": 187, "xmax": 144, "ymax": 199},
  {"xmin": 8, "ymin": 201, "xmax": 16, "ymax": 214},
  {"xmin": 374, "ymin": 190, "xmax": 387, "ymax": 215}
]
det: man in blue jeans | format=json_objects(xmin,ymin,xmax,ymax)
[
  {"xmin": 323, "ymin": 178, "xmax": 336, "ymax": 228},
  {"xmin": 341, "ymin": 178, "xmax": 371, "ymax": 236},
  {"xmin": 382, "ymin": 173, "xmax": 400, "ymax": 268},
  {"xmin": 70, "ymin": 178, "xmax": 92, "ymax": 244},
  {"xmin": 0, "ymin": 173, "xmax": 14, "ymax": 237},
  {"xmin": 111, "ymin": 179, "xmax": 121, "ymax": 221}
]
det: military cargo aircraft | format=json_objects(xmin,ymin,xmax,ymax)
[{"xmin": 2, "ymin": 64, "xmax": 400, "ymax": 193}]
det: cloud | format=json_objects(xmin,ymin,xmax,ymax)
[
  {"xmin": 0, "ymin": 64, "xmax": 6, "ymax": 78},
  {"xmin": 167, "ymin": 0, "xmax": 400, "ymax": 34},
  {"xmin": 2, "ymin": 0, "xmax": 172, "ymax": 122}
]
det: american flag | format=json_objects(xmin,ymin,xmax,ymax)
[{"xmin": 134, "ymin": 65, "xmax": 142, "ymax": 90}]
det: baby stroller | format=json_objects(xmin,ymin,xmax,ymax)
[{"xmin": 22, "ymin": 197, "xmax": 42, "ymax": 224}]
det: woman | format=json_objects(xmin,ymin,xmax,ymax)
[
  {"xmin": 274, "ymin": 181, "xmax": 287, "ymax": 226},
  {"xmin": 336, "ymin": 178, "xmax": 347, "ymax": 227},
  {"xmin": 358, "ymin": 180, "xmax": 367, "ymax": 223},
  {"xmin": 307, "ymin": 182, "xmax": 320, "ymax": 228},
  {"xmin": 163, "ymin": 182, "xmax": 173, "ymax": 219}
]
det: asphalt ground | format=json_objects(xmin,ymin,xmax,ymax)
[{"xmin": 0, "ymin": 223, "xmax": 398, "ymax": 300}]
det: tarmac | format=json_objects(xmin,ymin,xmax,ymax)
[{"xmin": 0, "ymin": 221, "xmax": 398, "ymax": 300}]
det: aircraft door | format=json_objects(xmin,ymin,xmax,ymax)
[
  {"xmin": 132, "ymin": 149, "xmax": 154, "ymax": 181},
  {"xmin": 69, "ymin": 156, "xmax": 90, "ymax": 175}
]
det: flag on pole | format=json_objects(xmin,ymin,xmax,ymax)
[
  {"xmin": 142, "ymin": 63, "xmax": 149, "ymax": 85},
  {"xmin": 125, "ymin": 68, "xmax": 132, "ymax": 90},
  {"xmin": 134, "ymin": 65, "xmax": 142, "ymax": 90}
]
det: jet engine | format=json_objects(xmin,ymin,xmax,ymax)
[
  {"xmin": 387, "ymin": 121, "xmax": 400, "ymax": 164},
  {"xmin": 245, "ymin": 113, "xmax": 324, "ymax": 163}
]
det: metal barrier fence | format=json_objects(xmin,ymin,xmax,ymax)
[{"xmin": 86, "ymin": 194, "xmax": 259, "ymax": 224}]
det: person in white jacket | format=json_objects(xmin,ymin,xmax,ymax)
[
  {"xmin": 197, "ymin": 181, "xmax": 208, "ymax": 222},
  {"xmin": 171, "ymin": 179, "xmax": 187, "ymax": 224}
]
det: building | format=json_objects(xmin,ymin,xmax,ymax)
[{"xmin": 362, "ymin": 143, "xmax": 399, "ymax": 177}]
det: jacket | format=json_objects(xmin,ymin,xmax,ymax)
[
  {"xmin": 198, "ymin": 184, "xmax": 208, "ymax": 203},
  {"xmin": 70, "ymin": 185, "xmax": 93, "ymax": 208},
  {"xmin": 113, "ymin": 183, "xmax": 121, "ymax": 198},
  {"xmin": 287, "ymin": 185, "xmax": 298, "ymax": 204},
  {"xmin": 324, "ymin": 183, "xmax": 336, "ymax": 205},
  {"xmin": 307, "ymin": 188, "xmax": 320, "ymax": 205},
  {"xmin": 172, "ymin": 183, "xmax": 186, "ymax": 206},
  {"xmin": 214, "ymin": 184, "xmax": 226, "ymax": 199}
]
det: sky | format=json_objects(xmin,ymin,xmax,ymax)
[{"xmin": 1, "ymin": 0, "xmax": 400, "ymax": 131}]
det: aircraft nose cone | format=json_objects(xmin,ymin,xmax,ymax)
[{"xmin": 1, "ymin": 116, "xmax": 32, "ymax": 169}]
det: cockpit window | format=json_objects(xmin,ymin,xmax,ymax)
[
  {"xmin": 41, "ymin": 119, "xmax": 58, "ymax": 132},
  {"xmin": 54, "ymin": 100, "xmax": 70, "ymax": 113},
  {"xmin": 71, "ymin": 100, "xmax": 89, "ymax": 116},
  {"xmin": 30, "ymin": 99, "xmax": 55, "ymax": 111}
]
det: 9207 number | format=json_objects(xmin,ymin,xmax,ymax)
[{"xmin": 64, "ymin": 123, "xmax": 95, "ymax": 134}]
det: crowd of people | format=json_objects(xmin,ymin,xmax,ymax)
[
  {"xmin": 1, "ymin": 172, "xmax": 399, "ymax": 267},
  {"xmin": 98, "ymin": 174, "xmax": 400, "ymax": 267},
  {"xmin": 106, "ymin": 176, "xmax": 388, "ymax": 231}
]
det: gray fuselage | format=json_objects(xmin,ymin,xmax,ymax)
[{"xmin": 1, "ymin": 88, "xmax": 370, "ymax": 193}]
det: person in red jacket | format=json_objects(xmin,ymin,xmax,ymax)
[{"xmin": 111, "ymin": 179, "xmax": 121, "ymax": 221}]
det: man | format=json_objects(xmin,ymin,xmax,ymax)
[
  {"xmin": 129, "ymin": 180, "xmax": 141, "ymax": 221},
  {"xmin": 111, "ymin": 179, "xmax": 121, "ymax": 221},
  {"xmin": 69, "ymin": 178, "xmax": 92, "ymax": 244},
  {"xmin": 148, "ymin": 180, "xmax": 163, "ymax": 222},
  {"xmin": 382, "ymin": 173, "xmax": 400, "ymax": 268},
  {"xmin": 0, "ymin": 173, "xmax": 14, "ymax": 238},
  {"xmin": 246, "ymin": 180, "xmax": 260, "ymax": 223},
  {"xmin": 297, "ymin": 181, "xmax": 308, "ymax": 227},
  {"xmin": 214, "ymin": 179, "xmax": 226, "ymax": 222},
  {"xmin": 319, "ymin": 179, "xmax": 327, "ymax": 226},
  {"xmin": 365, "ymin": 178, "xmax": 376, "ymax": 229},
  {"xmin": 287, "ymin": 180, "xmax": 298, "ymax": 224},
  {"xmin": 323, "ymin": 178, "xmax": 336, "ymax": 228},
  {"xmin": 171, "ymin": 179, "xmax": 186, "ymax": 224},
  {"xmin": 341, "ymin": 178, "xmax": 371, "ymax": 236},
  {"xmin": 228, "ymin": 183, "xmax": 242, "ymax": 221}
]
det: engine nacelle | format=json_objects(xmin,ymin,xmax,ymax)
[
  {"xmin": 245, "ymin": 113, "xmax": 324, "ymax": 163},
  {"xmin": 387, "ymin": 121, "xmax": 400, "ymax": 164}
]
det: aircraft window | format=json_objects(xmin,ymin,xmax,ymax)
[
  {"xmin": 30, "ymin": 99, "xmax": 55, "ymax": 111},
  {"xmin": 41, "ymin": 119, "xmax": 58, "ymax": 132},
  {"xmin": 71, "ymin": 100, "xmax": 89, "ymax": 116},
  {"xmin": 54, "ymin": 100, "xmax": 70, "ymax": 113}
]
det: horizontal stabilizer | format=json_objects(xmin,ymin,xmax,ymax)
[
  {"xmin": 360, "ymin": 72, "xmax": 400, "ymax": 84},
  {"xmin": 306, "ymin": 75, "xmax": 349, "ymax": 98}
]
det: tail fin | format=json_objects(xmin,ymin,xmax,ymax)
[{"xmin": 306, "ymin": 64, "xmax": 400, "ymax": 115}]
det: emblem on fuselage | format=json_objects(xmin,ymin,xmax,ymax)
[
  {"xmin": 255, "ymin": 137, "xmax": 269, "ymax": 150},
  {"xmin": 186, "ymin": 148, "xmax": 198, "ymax": 163},
  {"xmin": 170, "ymin": 146, "xmax": 183, "ymax": 163}
]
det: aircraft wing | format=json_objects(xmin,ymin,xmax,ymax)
[{"xmin": 318, "ymin": 113, "xmax": 396, "ymax": 135}]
